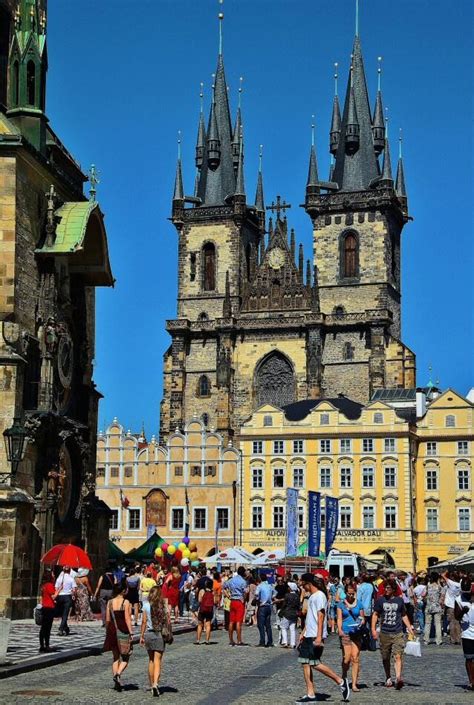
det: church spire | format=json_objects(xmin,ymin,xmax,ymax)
[
  {"xmin": 306, "ymin": 117, "xmax": 320, "ymax": 198},
  {"xmin": 234, "ymin": 129, "xmax": 245, "ymax": 197},
  {"xmin": 195, "ymin": 83, "xmax": 206, "ymax": 169},
  {"xmin": 332, "ymin": 17, "xmax": 379, "ymax": 192},
  {"xmin": 372, "ymin": 57, "xmax": 385, "ymax": 156},
  {"xmin": 396, "ymin": 128, "xmax": 408, "ymax": 206},
  {"xmin": 232, "ymin": 77, "xmax": 243, "ymax": 172},
  {"xmin": 173, "ymin": 132, "xmax": 184, "ymax": 201},
  {"xmin": 255, "ymin": 145, "xmax": 265, "ymax": 212},
  {"xmin": 330, "ymin": 63, "xmax": 342, "ymax": 155},
  {"xmin": 7, "ymin": 0, "xmax": 48, "ymax": 152},
  {"xmin": 195, "ymin": 6, "xmax": 236, "ymax": 206}
]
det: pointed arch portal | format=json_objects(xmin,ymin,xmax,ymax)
[{"xmin": 255, "ymin": 352, "xmax": 296, "ymax": 409}]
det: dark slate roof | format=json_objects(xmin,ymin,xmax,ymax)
[
  {"xmin": 196, "ymin": 54, "xmax": 236, "ymax": 206},
  {"xmin": 371, "ymin": 388, "xmax": 418, "ymax": 401},
  {"xmin": 282, "ymin": 397, "xmax": 364, "ymax": 421},
  {"xmin": 332, "ymin": 36, "xmax": 380, "ymax": 192},
  {"xmin": 394, "ymin": 407, "xmax": 417, "ymax": 423}
]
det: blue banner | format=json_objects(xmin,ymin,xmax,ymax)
[
  {"xmin": 325, "ymin": 496, "xmax": 339, "ymax": 556},
  {"xmin": 308, "ymin": 491, "xmax": 321, "ymax": 557},
  {"xmin": 286, "ymin": 488, "xmax": 299, "ymax": 556}
]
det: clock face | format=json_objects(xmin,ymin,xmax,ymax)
[{"xmin": 268, "ymin": 247, "xmax": 285, "ymax": 269}]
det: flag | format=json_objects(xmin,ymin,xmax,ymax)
[
  {"xmin": 325, "ymin": 496, "xmax": 339, "ymax": 555},
  {"xmin": 120, "ymin": 489, "xmax": 130, "ymax": 509},
  {"xmin": 184, "ymin": 486, "xmax": 190, "ymax": 537},
  {"xmin": 308, "ymin": 491, "xmax": 321, "ymax": 557},
  {"xmin": 286, "ymin": 488, "xmax": 299, "ymax": 556},
  {"xmin": 215, "ymin": 518, "xmax": 220, "ymax": 554}
]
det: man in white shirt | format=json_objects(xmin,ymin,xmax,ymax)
[
  {"xmin": 455, "ymin": 579, "xmax": 474, "ymax": 690},
  {"xmin": 54, "ymin": 565, "xmax": 76, "ymax": 636},
  {"xmin": 296, "ymin": 573, "xmax": 350, "ymax": 703},
  {"xmin": 442, "ymin": 570, "xmax": 462, "ymax": 644}
]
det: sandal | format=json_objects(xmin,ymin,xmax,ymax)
[{"xmin": 385, "ymin": 678, "xmax": 393, "ymax": 688}]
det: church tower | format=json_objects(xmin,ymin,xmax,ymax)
[
  {"xmin": 161, "ymin": 7, "xmax": 416, "ymax": 441},
  {"xmin": 304, "ymin": 28, "xmax": 415, "ymax": 400}
]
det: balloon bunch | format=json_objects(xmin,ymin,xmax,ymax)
[{"xmin": 154, "ymin": 536, "xmax": 200, "ymax": 568}]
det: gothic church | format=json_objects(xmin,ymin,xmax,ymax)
[{"xmin": 160, "ymin": 15, "xmax": 415, "ymax": 442}]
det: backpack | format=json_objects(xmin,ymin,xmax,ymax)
[{"xmin": 200, "ymin": 589, "xmax": 214, "ymax": 612}]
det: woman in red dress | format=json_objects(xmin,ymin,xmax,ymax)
[
  {"xmin": 103, "ymin": 581, "xmax": 133, "ymax": 691},
  {"xmin": 39, "ymin": 569, "xmax": 56, "ymax": 652},
  {"xmin": 166, "ymin": 567, "xmax": 180, "ymax": 620}
]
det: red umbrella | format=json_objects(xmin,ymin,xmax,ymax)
[{"xmin": 41, "ymin": 543, "xmax": 92, "ymax": 570}]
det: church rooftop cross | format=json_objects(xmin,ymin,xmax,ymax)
[{"xmin": 266, "ymin": 195, "xmax": 291, "ymax": 221}]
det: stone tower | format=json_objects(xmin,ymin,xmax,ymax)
[
  {"xmin": 160, "ymin": 14, "xmax": 415, "ymax": 442},
  {"xmin": 0, "ymin": 0, "xmax": 113, "ymax": 617}
]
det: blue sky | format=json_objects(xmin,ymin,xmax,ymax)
[{"xmin": 47, "ymin": 0, "xmax": 473, "ymax": 435}]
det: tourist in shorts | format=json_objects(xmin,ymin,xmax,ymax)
[
  {"xmin": 371, "ymin": 578, "xmax": 415, "ymax": 690},
  {"xmin": 225, "ymin": 566, "xmax": 248, "ymax": 646},
  {"xmin": 296, "ymin": 574, "xmax": 350, "ymax": 703},
  {"xmin": 195, "ymin": 578, "xmax": 214, "ymax": 645}
]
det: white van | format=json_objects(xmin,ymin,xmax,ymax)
[{"xmin": 326, "ymin": 549, "xmax": 367, "ymax": 578}]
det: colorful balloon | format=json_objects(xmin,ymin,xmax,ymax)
[
  {"xmin": 189, "ymin": 542, "xmax": 197, "ymax": 553},
  {"xmin": 154, "ymin": 547, "xmax": 163, "ymax": 558},
  {"xmin": 183, "ymin": 537, "xmax": 190, "ymax": 545},
  {"xmin": 167, "ymin": 544, "xmax": 176, "ymax": 555},
  {"xmin": 178, "ymin": 542, "xmax": 186, "ymax": 552},
  {"xmin": 191, "ymin": 560, "xmax": 200, "ymax": 567},
  {"xmin": 180, "ymin": 557, "xmax": 190, "ymax": 567},
  {"xmin": 161, "ymin": 543, "xmax": 169, "ymax": 552},
  {"xmin": 190, "ymin": 551, "xmax": 198, "ymax": 561},
  {"xmin": 174, "ymin": 549, "xmax": 183, "ymax": 561},
  {"xmin": 182, "ymin": 548, "xmax": 191, "ymax": 559}
]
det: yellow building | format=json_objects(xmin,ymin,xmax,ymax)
[
  {"xmin": 414, "ymin": 389, "xmax": 474, "ymax": 568},
  {"xmin": 96, "ymin": 418, "xmax": 241, "ymax": 556},
  {"xmin": 240, "ymin": 389, "xmax": 474, "ymax": 571}
]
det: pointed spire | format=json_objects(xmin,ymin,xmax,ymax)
[
  {"xmin": 234, "ymin": 129, "xmax": 245, "ymax": 197},
  {"xmin": 329, "ymin": 154, "xmax": 335, "ymax": 182},
  {"xmin": 207, "ymin": 87, "xmax": 221, "ymax": 170},
  {"xmin": 173, "ymin": 132, "xmax": 184, "ymax": 201},
  {"xmin": 232, "ymin": 77, "xmax": 243, "ymax": 171},
  {"xmin": 372, "ymin": 57, "xmax": 385, "ymax": 156},
  {"xmin": 223, "ymin": 270, "xmax": 232, "ymax": 317},
  {"xmin": 381, "ymin": 137, "xmax": 393, "ymax": 183},
  {"xmin": 332, "ymin": 34, "xmax": 379, "ymax": 191},
  {"xmin": 396, "ymin": 128, "xmax": 407, "ymax": 199},
  {"xmin": 195, "ymin": 83, "xmax": 206, "ymax": 169},
  {"xmin": 306, "ymin": 259, "xmax": 312, "ymax": 287},
  {"xmin": 311, "ymin": 266, "xmax": 320, "ymax": 312},
  {"xmin": 298, "ymin": 243, "xmax": 304, "ymax": 278},
  {"xmin": 255, "ymin": 144, "xmax": 265, "ymax": 212},
  {"xmin": 218, "ymin": 0, "xmax": 224, "ymax": 55},
  {"xmin": 307, "ymin": 116, "xmax": 319, "ymax": 186},
  {"xmin": 290, "ymin": 228, "xmax": 296, "ymax": 262},
  {"xmin": 330, "ymin": 63, "xmax": 342, "ymax": 155}
]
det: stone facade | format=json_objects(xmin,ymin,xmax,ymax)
[{"xmin": 0, "ymin": 1, "xmax": 113, "ymax": 617}]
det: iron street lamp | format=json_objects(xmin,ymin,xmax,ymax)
[{"xmin": 2, "ymin": 416, "xmax": 28, "ymax": 482}]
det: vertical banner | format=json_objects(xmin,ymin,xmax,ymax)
[
  {"xmin": 215, "ymin": 519, "xmax": 220, "ymax": 554},
  {"xmin": 147, "ymin": 524, "xmax": 156, "ymax": 540},
  {"xmin": 286, "ymin": 488, "xmax": 299, "ymax": 556},
  {"xmin": 184, "ymin": 486, "xmax": 190, "ymax": 537},
  {"xmin": 325, "ymin": 496, "xmax": 339, "ymax": 556},
  {"xmin": 308, "ymin": 491, "xmax": 321, "ymax": 557}
]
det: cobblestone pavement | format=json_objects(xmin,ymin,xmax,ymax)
[{"xmin": 0, "ymin": 624, "xmax": 471, "ymax": 704}]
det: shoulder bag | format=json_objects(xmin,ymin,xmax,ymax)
[{"xmin": 110, "ymin": 600, "xmax": 132, "ymax": 656}]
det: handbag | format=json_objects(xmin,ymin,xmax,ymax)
[
  {"xmin": 34, "ymin": 604, "xmax": 43, "ymax": 626},
  {"xmin": 404, "ymin": 638, "xmax": 421, "ymax": 657},
  {"xmin": 161, "ymin": 620, "xmax": 174, "ymax": 645},
  {"xmin": 110, "ymin": 603, "xmax": 132, "ymax": 656}
]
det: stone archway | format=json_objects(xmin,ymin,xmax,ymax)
[{"xmin": 255, "ymin": 352, "xmax": 296, "ymax": 409}]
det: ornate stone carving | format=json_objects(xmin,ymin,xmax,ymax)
[{"xmin": 256, "ymin": 352, "xmax": 295, "ymax": 409}]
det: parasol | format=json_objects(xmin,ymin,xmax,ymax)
[{"xmin": 41, "ymin": 543, "xmax": 92, "ymax": 570}]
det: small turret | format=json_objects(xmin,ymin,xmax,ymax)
[
  {"xmin": 306, "ymin": 259, "xmax": 312, "ymax": 289},
  {"xmin": 207, "ymin": 96, "xmax": 221, "ymax": 170},
  {"xmin": 290, "ymin": 228, "xmax": 295, "ymax": 262},
  {"xmin": 172, "ymin": 133, "xmax": 185, "ymax": 221},
  {"xmin": 195, "ymin": 83, "xmax": 206, "ymax": 169},
  {"xmin": 306, "ymin": 117, "xmax": 320, "ymax": 199},
  {"xmin": 345, "ymin": 73, "xmax": 360, "ymax": 154},
  {"xmin": 330, "ymin": 63, "xmax": 342, "ymax": 155},
  {"xmin": 254, "ymin": 145, "xmax": 265, "ymax": 233},
  {"xmin": 372, "ymin": 58, "xmax": 385, "ymax": 156},
  {"xmin": 396, "ymin": 129, "xmax": 408, "ymax": 210},
  {"xmin": 234, "ymin": 129, "xmax": 245, "ymax": 199},
  {"xmin": 232, "ymin": 77, "xmax": 243, "ymax": 172},
  {"xmin": 298, "ymin": 243, "xmax": 304, "ymax": 278}
]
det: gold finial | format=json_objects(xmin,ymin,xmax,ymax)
[
  {"xmin": 259, "ymin": 144, "xmax": 263, "ymax": 171},
  {"xmin": 177, "ymin": 130, "xmax": 182, "ymax": 160},
  {"xmin": 377, "ymin": 56, "xmax": 383, "ymax": 91},
  {"xmin": 199, "ymin": 82, "xmax": 204, "ymax": 113},
  {"xmin": 311, "ymin": 115, "xmax": 315, "ymax": 147},
  {"xmin": 88, "ymin": 164, "xmax": 100, "ymax": 202},
  {"xmin": 334, "ymin": 62, "xmax": 339, "ymax": 96},
  {"xmin": 238, "ymin": 76, "xmax": 243, "ymax": 108},
  {"xmin": 218, "ymin": 0, "xmax": 224, "ymax": 54},
  {"xmin": 385, "ymin": 107, "xmax": 389, "ymax": 137},
  {"xmin": 399, "ymin": 128, "xmax": 403, "ymax": 158}
]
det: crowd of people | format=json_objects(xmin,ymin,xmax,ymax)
[{"xmin": 38, "ymin": 561, "xmax": 474, "ymax": 700}]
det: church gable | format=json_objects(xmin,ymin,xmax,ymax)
[{"xmin": 241, "ymin": 210, "xmax": 314, "ymax": 314}]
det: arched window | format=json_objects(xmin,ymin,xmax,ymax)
[
  {"xmin": 190, "ymin": 252, "xmax": 196, "ymax": 281},
  {"xmin": 202, "ymin": 243, "xmax": 216, "ymax": 291},
  {"xmin": 0, "ymin": 8, "xmax": 10, "ymax": 107},
  {"xmin": 445, "ymin": 414, "xmax": 456, "ymax": 428},
  {"xmin": 335, "ymin": 305, "xmax": 345, "ymax": 319},
  {"xmin": 26, "ymin": 60, "xmax": 36, "ymax": 106},
  {"xmin": 198, "ymin": 375, "xmax": 210, "ymax": 397},
  {"xmin": 201, "ymin": 413, "xmax": 209, "ymax": 427},
  {"xmin": 255, "ymin": 352, "xmax": 295, "ymax": 409},
  {"xmin": 342, "ymin": 232, "xmax": 358, "ymax": 279},
  {"xmin": 198, "ymin": 312, "xmax": 208, "ymax": 322},
  {"xmin": 12, "ymin": 60, "xmax": 19, "ymax": 106},
  {"xmin": 145, "ymin": 489, "xmax": 167, "ymax": 527},
  {"xmin": 343, "ymin": 342, "xmax": 354, "ymax": 360}
]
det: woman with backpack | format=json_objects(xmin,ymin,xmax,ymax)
[
  {"xmin": 280, "ymin": 581, "xmax": 300, "ymax": 648},
  {"xmin": 195, "ymin": 578, "xmax": 214, "ymax": 645}
]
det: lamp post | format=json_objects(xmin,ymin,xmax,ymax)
[{"xmin": 2, "ymin": 416, "xmax": 28, "ymax": 484}]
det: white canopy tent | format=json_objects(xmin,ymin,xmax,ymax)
[
  {"xmin": 252, "ymin": 549, "xmax": 286, "ymax": 566},
  {"xmin": 203, "ymin": 547, "xmax": 256, "ymax": 566},
  {"xmin": 432, "ymin": 549, "xmax": 474, "ymax": 572}
]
